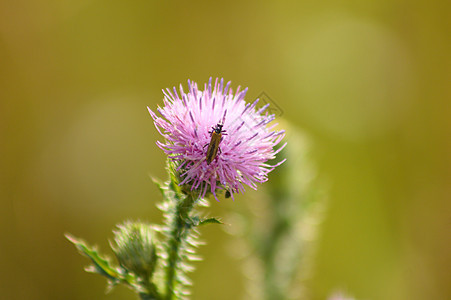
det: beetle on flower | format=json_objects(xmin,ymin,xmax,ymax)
[
  {"xmin": 148, "ymin": 77, "xmax": 286, "ymax": 200},
  {"xmin": 205, "ymin": 122, "xmax": 227, "ymax": 165}
]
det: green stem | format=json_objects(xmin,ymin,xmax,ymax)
[{"xmin": 164, "ymin": 193, "xmax": 196, "ymax": 299}]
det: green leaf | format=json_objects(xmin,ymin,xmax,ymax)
[
  {"xmin": 190, "ymin": 217, "xmax": 223, "ymax": 227},
  {"xmin": 150, "ymin": 176, "xmax": 167, "ymax": 196},
  {"xmin": 199, "ymin": 217, "xmax": 223, "ymax": 226},
  {"xmin": 65, "ymin": 234, "xmax": 120, "ymax": 282}
]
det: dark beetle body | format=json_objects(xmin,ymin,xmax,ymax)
[{"xmin": 206, "ymin": 123, "xmax": 226, "ymax": 164}]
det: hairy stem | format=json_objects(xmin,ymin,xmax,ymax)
[{"xmin": 164, "ymin": 193, "xmax": 196, "ymax": 299}]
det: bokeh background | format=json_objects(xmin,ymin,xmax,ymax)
[{"xmin": 1, "ymin": 1, "xmax": 450, "ymax": 299}]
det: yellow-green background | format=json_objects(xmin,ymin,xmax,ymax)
[{"xmin": 1, "ymin": 1, "xmax": 449, "ymax": 299}]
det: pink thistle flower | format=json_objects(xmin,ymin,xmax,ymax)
[{"xmin": 148, "ymin": 78, "xmax": 286, "ymax": 200}]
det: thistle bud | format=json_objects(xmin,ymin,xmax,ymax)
[{"xmin": 112, "ymin": 222, "xmax": 158, "ymax": 280}]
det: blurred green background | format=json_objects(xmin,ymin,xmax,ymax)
[{"xmin": 1, "ymin": 0, "xmax": 449, "ymax": 299}]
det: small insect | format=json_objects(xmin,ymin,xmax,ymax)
[{"xmin": 204, "ymin": 123, "xmax": 227, "ymax": 164}]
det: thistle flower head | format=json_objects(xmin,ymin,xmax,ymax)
[{"xmin": 148, "ymin": 78, "xmax": 286, "ymax": 200}]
